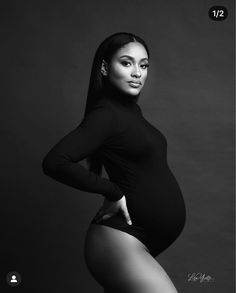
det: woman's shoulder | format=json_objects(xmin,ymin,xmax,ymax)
[
  {"xmin": 94, "ymin": 99, "xmax": 130, "ymax": 135},
  {"xmin": 92, "ymin": 98, "xmax": 123, "ymax": 122},
  {"xmin": 82, "ymin": 100, "xmax": 119, "ymax": 133}
]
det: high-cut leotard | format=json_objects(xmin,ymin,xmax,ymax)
[{"xmin": 42, "ymin": 89, "xmax": 186, "ymax": 258}]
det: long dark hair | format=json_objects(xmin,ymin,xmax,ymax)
[{"xmin": 84, "ymin": 32, "xmax": 150, "ymax": 176}]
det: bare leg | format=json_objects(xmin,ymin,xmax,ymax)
[{"xmin": 84, "ymin": 224, "xmax": 178, "ymax": 293}]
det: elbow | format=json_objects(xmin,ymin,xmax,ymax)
[
  {"xmin": 42, "ymin": 154, "xmax": 57, "ymax": 176},
  {"xmin": 42, "ymin": 152, "xmax": 69, "ymax": 177}
]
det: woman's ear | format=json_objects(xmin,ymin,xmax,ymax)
[{"xmin": 101, "ymin": 59, "xmax": 108, "ymax": 76}]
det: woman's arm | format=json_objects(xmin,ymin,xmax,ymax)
[{"xmin": 42, "ymin": 106, "xmax": 123, "ymax": 201}]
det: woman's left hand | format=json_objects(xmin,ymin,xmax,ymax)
[{"xmin": 93, "ymin": 195, "xmax": 132, "ymax": 225}]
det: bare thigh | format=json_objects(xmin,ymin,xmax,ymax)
[{"xmin": 84, "ymin": 224, "xmax": 178, "ymax": 293}]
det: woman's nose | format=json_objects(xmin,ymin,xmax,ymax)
[{"xmin": 131, "ymin": 65, "xmax": 141, "ymax": 78}]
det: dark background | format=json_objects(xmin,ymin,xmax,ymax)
[{"xmin": 1, "ymin": 0, "xmax": 234, "ymax": 292}]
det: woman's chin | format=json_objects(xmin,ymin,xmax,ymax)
[
  {"xmin": 122, "ymin": 87, "xmax": 141, "ymax": 96},
  {"xmin": 127, "ymin": 89, "xmax": 141, "ymax": 96}
]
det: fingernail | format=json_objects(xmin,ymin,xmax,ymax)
[{"xmin": 128, "ymin": 221, "xmax": 132, "ymax": 225}]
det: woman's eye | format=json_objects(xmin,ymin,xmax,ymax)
[
  {"xmin": 141, "ymin": 64, "xmax": 149, "ymax": 69},
  {"xmin": 121, "ymin": 61, "xmax": 149, "ymax": 69},
  {"xmin": 121, "ymin": 61, "xmax": 131, "ymax": 66}
]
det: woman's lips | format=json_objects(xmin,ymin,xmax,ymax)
[{"xmin": 128, "ymin": 81, "xmax": 141, "ymax": 87}]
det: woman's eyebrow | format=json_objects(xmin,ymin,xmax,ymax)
[{"xmin": 119, "ymin": 55, "xmax": 149, "ymax": 61}]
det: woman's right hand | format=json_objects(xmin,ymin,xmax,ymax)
[{"xmin": 94, "ymin": 195, "xmax": 132, "ymax": 225}]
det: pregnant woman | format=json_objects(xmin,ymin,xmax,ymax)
[{"xmin": 42, "ymin": 32, "xmax": 186, "ymax": 293}]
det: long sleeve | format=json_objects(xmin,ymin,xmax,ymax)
[{"xmin": 42, "ymin": 105, "xmax": 124, "ymax": 201}]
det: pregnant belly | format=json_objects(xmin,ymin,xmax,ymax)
[{"xmin": 126, "ymin": 171, "xmax": 186, "ymax": 232}]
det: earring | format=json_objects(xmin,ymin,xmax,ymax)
[
  {"xmin": 101, "ymin": 60, "xmax": 108, "ymax": 76},
  {"xmin": 101, "ymin": 68, "xmax": 107, "ymax": 76}
]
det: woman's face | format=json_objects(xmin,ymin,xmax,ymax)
[{"xmin": 103, "ymin": 42, "xmax": 149, "ymax": 96}]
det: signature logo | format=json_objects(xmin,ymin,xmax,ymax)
[{"xmin": 187, "ymin": 272, "xmax": 215, "ymax": 283}]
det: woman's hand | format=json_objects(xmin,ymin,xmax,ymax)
[{"xmin": 94, "ymin": 195, "xmax": 132, "ymax": 225}]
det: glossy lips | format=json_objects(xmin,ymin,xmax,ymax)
[{"xmin": 128, "ymin": 81, "xmax": 142, "ymax": 88}]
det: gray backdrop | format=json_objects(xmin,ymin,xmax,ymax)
[{"xmin": 1, "ymin": 0, "xmax": 234, "ymax": 292}]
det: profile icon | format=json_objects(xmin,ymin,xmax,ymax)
[{"xmin": 6, "ymin": 271, "xmax": 21, "ymax": 287}]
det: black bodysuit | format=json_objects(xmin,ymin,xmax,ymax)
[{"xmin": 42, "ymin": 90, "xmax": 186, "ymax": 257}]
